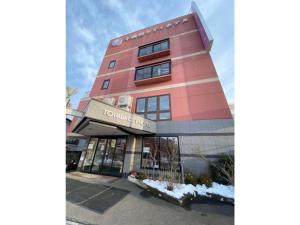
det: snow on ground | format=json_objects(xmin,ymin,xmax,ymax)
[
  {"xmin": 196, "ymin": 182, "xmax": 234, "ymax": 199},
  {"xmin": 143, "ymin": 179, "xmax": 196, "ymax": 200},
  {"xmin": 140, "ymin": 178, "xmax": 234, "ymax": 200}
]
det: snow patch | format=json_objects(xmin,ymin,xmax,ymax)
[
  {"xmin": 133, "ymin": 177, "xmax": 234, "ymax": 200},
  {"xmin": 195, "ymin": 182, "xmax": 234, "ymax": 199},
  {"xmin": 143, "ymin": 179, "xmax": 196, "ymax": 200}
]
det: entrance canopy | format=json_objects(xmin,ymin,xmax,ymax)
[{"xmin": 73, "ymin": 99, "xmax": 156, "ymax": 136}]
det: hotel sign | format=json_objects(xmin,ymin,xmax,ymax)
[
  {"xmin": 111, "ymin": 17, "xmax": 189, "ymax": 47},
  {"xmin": 103, "ymin": 109, "xmax": 151, "ymax": 128},
  {"xmin": 83, "ymin": 99, "xmax": 156, "ymax": 133}
]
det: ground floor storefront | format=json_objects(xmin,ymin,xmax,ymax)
[
  {"xmin": 72, "ymin": 99, "xmax": 234, "ymax": 178},
  {"xmin": 77, "ymin": 132, "xmax": 234, "ymax": 178}
]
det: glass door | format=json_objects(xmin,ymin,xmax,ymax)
[
  {"xmin": 100, "ymin": 139, "xmax": 117, "ymax": 175},
  {"xmin": 90, "ymin": 139, "xmax": 107, "ymax": 174},
  {"xmin": 82, "ymin": 138, "xmax": 98, "ymax": 173},
  {"xmin": 82, "ymin": 137, "xmax": 127, "ymax": 177},
  {"xmin": 110, "ymin": 138, "xmax": 126, "ymax": 176}
]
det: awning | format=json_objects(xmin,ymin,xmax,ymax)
[{"xmin": 72, "ymin": 99, "xmax": 156, "ymax": 136}]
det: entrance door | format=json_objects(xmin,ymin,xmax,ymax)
[
  {"xmin": 83, "ymin": 137, "xmax": 127, "ymax": 177},
  {"xmin": 90, "ymin": 139, "xmax": 107, "ymax": 174},
  {"xmin": 101, "ymin": 139, "xmax": 117, "ymax": 175},
  {"xmin": 82, "ymin": 138, "xmax": 98, "ymax": 173},
  {"xmin": 110, "ymin": 138, "xmax": 126, "ymax": 176}
]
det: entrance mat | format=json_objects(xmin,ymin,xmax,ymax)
[
  {"xmin": 81, "ymin": 187, "xmax": 129, "ymax": 214},
  {"xmin": 66, "ymin": 184, "xmax": 109, "ymax": 204}
]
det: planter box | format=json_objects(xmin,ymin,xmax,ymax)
[
  {"xmin": 128, "ymin": 177, "xmax": 194, "ymax": 206},
  {"xmin": 206, "ymin": 192, "xmax": 234, "ymax": 204},
  {"xmin": 144, "ymin": 184, "xmax": 195, "ymax": 206}
]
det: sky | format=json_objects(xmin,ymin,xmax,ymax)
[{"xmin": 66, "ymin": 0, "xmax": 234, "ymax": 109}]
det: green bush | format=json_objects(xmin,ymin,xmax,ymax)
[
  {"xmin": 184, "ymin": 171, "xmax": 198, "ymax": 186},
  {"xmin": 198, "ymin": 175, "xmax": 213, "ymax": 188},
  {"xmin": 137, "ymin": 171, "xmax": 146, "ymax": 181}
]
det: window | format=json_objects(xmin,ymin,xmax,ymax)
[
  {"xmin": 136, "ymin": 94, "xmax": 171, "ymax": 121},
  {"xmin": 138, "ymin": 39, "xmax": 169, "ymax": 57},
  {"xmin": 108, "ymin": 60, "xmax": 116, "ymax": 69},
  {"xmin": 135, "ymin": 61, "xmax": 171, "ymax": 81},
  {"xmin": 101, "ymin": 79, "xmax": 110, "ymax": 90},
  {"xmin": 141, "ymin": 137, "xmax": 180, "ymax": 170}
]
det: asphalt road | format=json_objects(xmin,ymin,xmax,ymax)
[{"xmin": 66, "ymin": 177, "xmax": 234, "ymax": 225}]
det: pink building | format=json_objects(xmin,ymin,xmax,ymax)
[{"xmin": 68, "ymin": 3, "xmax": 234, "ymax": 177}]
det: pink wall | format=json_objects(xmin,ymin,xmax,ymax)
[{"xmin": 69, "ymin": 13, "xmax": 232, "ymax": 132}]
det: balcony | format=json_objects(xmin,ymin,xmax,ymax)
[
  {"xmin": 138, "ymin": 39, "xmax": 170, "ymax": 63},
  {"xmin": 134, "ymin": 60, "xmax": 171, "ymax": 86},
  {"xmin": 134, "ymin": 74, "xmax": 172, "ymax": 86},
  {"xmin": 138, "ymin": 49, "xmax": 170, "ymax": 62}
]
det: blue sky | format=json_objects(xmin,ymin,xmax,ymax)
[{"xmin": 66, "ymin": 0, "xmax": 234, "ymax": 109}]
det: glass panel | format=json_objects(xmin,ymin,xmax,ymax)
[
  {"xmin": 136, "ymin": 69, "xmax": 144, "ymax": 80},
  {"xmin": 142, "ymin": 137, "xmax": 159, "ymax": 168},
  {"xmin": 136, "ymin": 98, "xmax": 145, "ymax": 113},
  {"xmin": 110, "ymin": 138, "xmax": 126, "ymax": 176},
  {"xmin": 161, "ymin": 41, "xmax": 169, "ymax": 50},
  {"xmin": 160, "ymin": 63, "xmax": 170, "ymax": 74},
  {"xmin": 152, "ymin": 65, "xmax": 161, "ymax": 77},
  {"xmin": 159, "ymin": 112, "xmax": 170, "ymax": 120},
  {"xmin": 102, "ymin": 80, "xmax": 109, "ymax": 89},
  {"xmin": 147, "ymin": 113, "xmax": 157, "ymax": 120},
  {"xmin": 139, "ymin": 45, "xmax": 152, "ymax": 56},
  {"xmin": 153, "ymin": 43, "xmax": 161, "ymax": 52},
  {"xmin": 82, "ymin": 138, "xmax": 98, "ymax": 172},
  {"xmin": 139, "ymin": 48, "xmax": 146, "ymax": 56},
  {"xmin": 109, "ymin": 61, "xmax": 115, "ymax": 68},
  {"xmin": 159, "ymin": 95, "xmax": 170, "ymax": 110},
  {"xmin": 90, "ymin": 139, "xmax": 107, "ymax": 173},
  {"xmin": 159, "ymin": 137, "xmax": 169, "ymax": 170},
  {"xmin": 147, "ymin": 97, "xmax": 157, "ymax": 112},
  {"xmin": 143, "ymin": 67, "xmax": 151, "ymax": 79},
  {"xmin": 101, "ymin": 139, "xmax": 116, "ymax": 175},
  {"xmin": 168, "ymin": 137, "xmax": 180, "ymax": 171}
]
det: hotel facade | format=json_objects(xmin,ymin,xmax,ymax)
[{"xmin": 67, "ymin": 3, "xmax": 234, "ymax": 177}]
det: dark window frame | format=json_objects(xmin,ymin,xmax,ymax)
[
  {"xmin": 140, "ymin": 136, "xmax": 181, "ymax": 171},
  {"xmin": 135, "ymin": 94, "xmax": 171, "ymax": 121},
  {"xmin": 108, "ymin": 60, "xmax": 116, "ymax": 69},
  {"xmin": 101, "ymin": 79, "xmax": 110, "ymax": 90},
  {"xmin": 138, "ymin": 39, "xmax": 170, "ymax": 57},
  {"xmin": 134, "ymin": 60, "xmax": 171, "ymax": 81}
]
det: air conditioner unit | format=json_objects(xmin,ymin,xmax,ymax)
[
  {"xmin": 102, "ymin": 97, "xmax": 116, "ymax": 106},
  {"xmin": 117, "ymin": 95, "xmax": 133, "ymax": 110}
]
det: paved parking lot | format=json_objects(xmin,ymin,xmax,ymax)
[{"xmin": 66, "ymin": 174, "xmax": 234, "ymax": 225}]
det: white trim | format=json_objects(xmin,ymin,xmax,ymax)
[
  {"xmin": 97, "ymin": 50, "xmax": 207, "ymax": 78},
  {"xmin": 97, "ymin": 68, "xmax": 135, "ymax": 78},
  {"xmin": 171, "ymin": 50, "xmax": 207, "ymax": 61},
  {"xmin": 81, "ymin": 77, "xmax": 219, "ymax": 101}
]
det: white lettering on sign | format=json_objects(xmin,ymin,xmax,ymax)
[
  {"xmin": 111, "ymin": 17, "xmax": 189, "ymax": 46},
  {"xmin": 103, "ymin": 109, "xmax": 151, "ymax": 128}
]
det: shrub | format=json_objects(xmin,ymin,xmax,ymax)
[
  {"xmin": 209, "ymin": 154, "xmax": 234, "ymax": 185},
  {"xmin": 184, "ymin": 171, "xmax": 198, "ymax": 186},
  {"xmin": 137, "ymin": 171, "xmax": 146, "ymax": 181},
  {"xmin": 167, "ymin": 182, "xmax": 174, "ymax": 191},
  {"xmin": 198, "ymin": 175, "xmax": 213, "ymax": 188}
]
